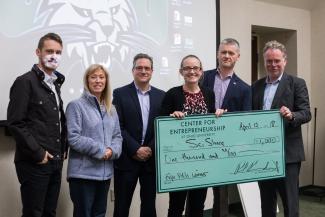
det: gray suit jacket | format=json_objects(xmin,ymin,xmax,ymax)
[{"xmin": 252, "ymin": 73, "xmax": 311, "ymax": 163}]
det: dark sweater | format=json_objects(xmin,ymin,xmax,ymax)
[{"xmin": 160, "ymin": 85, "xmax": 215, "ymax": 116}]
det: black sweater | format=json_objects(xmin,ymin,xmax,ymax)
[{"xmin": 160, "ymin": 85, "xmax": 215, "ymax": 116}]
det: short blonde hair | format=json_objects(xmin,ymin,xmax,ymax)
[{"xmin": 83, "ymin": 64, "xmax": 113, "ymax": 113}]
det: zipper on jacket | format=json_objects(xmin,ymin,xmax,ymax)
[{"xmin": 94, "ymin": 97, "xmax": 108, "ymax": 180}]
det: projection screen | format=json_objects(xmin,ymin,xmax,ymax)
[{"xmin": 0, "ymin": 0, "xmax": 219, "ymax": 121}]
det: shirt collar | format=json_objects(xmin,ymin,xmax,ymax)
[
  {"xmin": 36, "ymin": 64, "xmax": 58, "ymax": 84},
  {"xmin": 216, "ymin": 68, "xmax": 233, "ymax": 80},
  {"xmin": 32, "ymin": 64, "xmax": 65, "ymax": 86},
  {"xmin": 44, "ymin": 71, "xmax": 58, "ymax": 84},
  {"xmin": 266, "ymin": 72, "xmax": 283, "ymax": 84},
  {"xmin": 134, "ymin": 82, "xmax": 151, "ymax": 94}
]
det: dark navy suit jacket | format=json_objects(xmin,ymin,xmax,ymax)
[
  {"xmin": 112, "ymin": 82, "xmax": 165, "ymax": 171},
  {"xmin": 201, "ymin": 68, "xmax": 251, "ymax": 112}
]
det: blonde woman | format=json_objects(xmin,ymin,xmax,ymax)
[{"xmin": 66, "ymin": 64, "xmax": 122, "ymax": 217}]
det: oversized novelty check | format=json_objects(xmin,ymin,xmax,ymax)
[{"xmin": 155, "ymin": 110, "xmax": 285, "ymax": 193}]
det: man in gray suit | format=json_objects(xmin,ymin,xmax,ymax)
[{"xmin": 252, "ymin": 40, "xmax": 311, "ymax": 217}]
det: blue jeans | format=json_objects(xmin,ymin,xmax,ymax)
[{"xmin": 69, "ymin": 178, "xmax": 111, "ymax": 217}]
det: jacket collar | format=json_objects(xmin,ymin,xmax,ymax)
[
  {"xmin": 32, "ymin": 64, "xmax": 65, "ymax": 86},
  {"xmin": 82, "ymin": 90, "xmax": 99, "ymax": 104},
  {"xmin": 216, "ymin": 68, "xmax": 234, "ymax": 79},
  {"xmin": 271, "ymin": 73, "xmax": 288, "ymax": 108},
  {"xmin": 82, "ymin": 89, "xmax": 106, "ymax": 114}
]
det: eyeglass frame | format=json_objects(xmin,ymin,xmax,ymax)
[
  {"xmin": 181, "ymin": 66, "xmax": 202, "ymax": 73},
  {"xmin": 134, "ymin": 66, "xmax": 152, "ymax": 72}
]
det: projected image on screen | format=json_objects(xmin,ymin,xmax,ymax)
[{"xmin": 0, "ymin": 0, "xmax": 217, "ymax": 120}]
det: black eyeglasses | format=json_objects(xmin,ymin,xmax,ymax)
[{"xmin": 181, "ymin": 66, "xmax": 201, "ymax": 72}]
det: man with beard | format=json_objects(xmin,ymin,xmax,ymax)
[
  {"xmin": 112, "ymin": 53, "xmax": 165, "ymax": 217},
  {"xmin": 7, "ymin": 33, "xmax": 67, "ymax": 217},
  {"xmin": 201, "ymin": 38, "xmax": 251, "ymax": 217}
]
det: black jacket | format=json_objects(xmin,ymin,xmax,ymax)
[
  {"xmin": 113, "ymin": 82, "xmax": 165, "ymax": 171},
  {"xmin": 7, "ymin": 64, "xmax": 67, "ymax": 162},
  {"xmin": 252, "ymin": 73, "xmax": 311, "ymax": 163}
]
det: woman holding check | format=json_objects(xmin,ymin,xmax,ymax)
[{"xmin": 160, "ymin": 55, "xmax": 225, "ymax": 217}]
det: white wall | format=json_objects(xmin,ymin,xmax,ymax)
[
  {"xmin": 311, "ymin": 1, "xmax": 325, "ymax": 186},
  {"xmin": 0, "ymin": 128, "xmax": 21, "ymax": 217},
  {"xmin": 220, "ymin": 0, "xmax": 313, "ymax": 186}
]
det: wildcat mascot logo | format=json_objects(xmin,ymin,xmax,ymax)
[{"xmin": 34, "ymin": 0, "xmax": 157, "ymax": 69}]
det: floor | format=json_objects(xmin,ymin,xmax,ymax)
[{"xmin": 203, "ymin": 194, "xmax": 325, "ymax": 217}]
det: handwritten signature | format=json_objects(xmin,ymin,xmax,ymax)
[
  {"xmin": 164, "ymin": 170, "xmax": 208, "ymax": 184},
  {"xmin": 186, "ymin": 138, "xmax": 225, "ymax": 149},
  {"xmin": 233, "ymin": 160, "xmax": 279, "ymax": 174},
  {"xmin": 239, "ymin": 120, "xmax": 278, "ymax": 131},
  {"xmin": 164, "ymin": 148, "xmax": 236, "ymax": 164}
]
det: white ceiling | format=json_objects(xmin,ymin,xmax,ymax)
[{"xmin": 255, "ymin": 0, "xmax": 318, "ymax": 10}]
